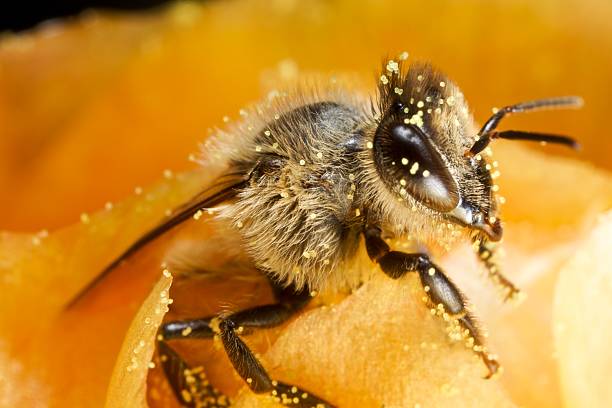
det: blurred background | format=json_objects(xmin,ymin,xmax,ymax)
[{"xmin": 0, "ymin": 0, "xmax": 610, "ymax": 232}]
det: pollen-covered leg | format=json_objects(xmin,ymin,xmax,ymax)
[
  {"xmin": 364, "ymin": 226, "xmax": 501, "ymax": 378},
  {"xmin": 157, "ymin": 340, "xmax": 229, "ymax": 407},
  {"xmin": 474, "ymin": 237, "xmax": 522, "ymax": 302},
  {"xmin": 218, "ymin": 317, "xmax": 334, "ymax": 407},
  {"xmin": 159, "ymin": 284, "xmax": 334, "ymax": 407}
]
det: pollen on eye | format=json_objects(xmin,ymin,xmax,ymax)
[
  {"xmin": 410, "ymin": 162, "xmax": 420, "ymax": 174},
  {"xmin": 400, "ymin": 178, "xmax": 407, "ymax": 186},
  {"xmin": 401, "ymin": 157, "xmax": 409, "ymax": 165},
  {"xmin": 423, "ymin": 170, "xmax": 431, "ymax": 178}
]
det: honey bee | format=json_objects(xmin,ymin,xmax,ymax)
[{"xmin": 68, "ymin": 56, "xmax": 581, "ymax": 407}]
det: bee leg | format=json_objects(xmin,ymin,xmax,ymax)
[
  {"xmin": 217, "ymin": 315, "xmax": 334, "ymax": 407},
  {"xmin": 157, "ymin": 339, "xmax": 230, "ymax": 407},
  {"xmin": 160, "ymin": 284, "xmax": 312, "ymax": 340},
  {"xmin": 364, "ymin": 226, "xmax": 501, "ymax": 378},
  {"xmin": 475, "ymin": 238, "xmax": 522, "ymax": 301},
  {"xmin": 159, "ymin": 284, "xmax": 334, "ymax": 407}
]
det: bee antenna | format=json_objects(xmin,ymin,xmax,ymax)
[{"xmin": 467, "ymin": 96, "xmax": 583, "ymax": 156}]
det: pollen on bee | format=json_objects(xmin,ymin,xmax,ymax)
[
  {"xmin": 280, "ymin": 191, "xmax": 289, "ymax": 198},
  {"xmin": 181, "ymin": 326, "xmax": 193, "ymax": 336},
  {"xmin": 366, "ymin": 141, "xmax": 373, "ymax": 149},
  {"xmin": 401, "ymin": 157, "xmax": 409, "ymax": 165},
  {"xmin": 299, "ymin": 159, "xmax": 306, "ymax": 165},
  {"xmin": 409, "ymin": 162, "xmax": 420, "ymax": 174},
  {"xmin": 492, "ymin": 107, "xmax": 499, "ymax": 114},
  {"xmin": 446, "ymin": 96, "xmax": 456, "ymax": 106},
  {"xmin": 255, "ymin": 145, "xmax": 262, "ymax": 152},
  {"xmin": 380, "ymin": 74, "xmax": 389, "ymax": 85},
  {"xmin": 400, "ymin": 178, "xmax": 406, "ymax": 186},
  {"xmin": 428, "ymin": 267, "xmax": 436, "ymax": 276},
  {"xmin": 193, "ymin": 210, "xmax": 203, "ymax": 220},
  {"xmin": 222, "ymin": 115, "xmax": 229, "ymax": 123},
  {"xmin": 403, "ymin": 107, "xmax": 410, "ymax": 113},
  {"xmin": 492, "ymin": 185, "xmax": 500, "ymax": 192},
  {"xmin": 316, "ymin": 151, "xmax": 323, "ymax": 158},
  {"xmin": 422, "ymin": 170, "xmax": 431, "ymax": 178},
  {"xmin": 417, "ymin": 74, "xmax": 424, "ymax": 82},
  {"xmin": 394, "ymin": 87, "xmax": 404, "ymax": 95},
  {"xmin": 355, "ymin": 208, "xmax": 361, "ymax": 217},
  {"xmin": 264, "ymin": 130, "xmax": 271, "ymax": 136},
  {"xmin": 439, "ymin": 81, "xmax": 446, "ymax": 88},
  {"xmin": 416, "ymin": 100, "xmax": 424, "ymax": 108},
  {"xmin": 386, "ymin": 60, "xmax": 399, "ymax": 73}
]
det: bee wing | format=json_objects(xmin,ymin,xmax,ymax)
[{"xmin": 65, "ymin": 172, "xmax": 248, "ymax": 308}]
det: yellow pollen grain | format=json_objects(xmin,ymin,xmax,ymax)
[
  {"xmin": 416, "ymin": 100, "xmax": 424, "ymax": 108},
  {"xmin": 355, "ymin": 208, "xmax": 361, "ymax": 217},
  {"xmin": 299, "ymin": 159, "xmax": 306, "ymax": 166},
  {"xmin": 400, "ymin": 179, "xmax": 406, "ymax": 186},
  {"xmin": 366, "ymin": 141, "xmax": 373, "ymax": 149},
  {"xmin": 428, "ymin": 267, "xmax": 436, "ymax": 276},
  {"xmin": 410, "ymin": 162, "xmax": 419, "ymax": 174},
  {"xmin": 316, "ymin": 151, "xmax": 323, "ymax": 158},
  {"xmin": 440, "ymin": 81, "xmax": 446, "ymax": 88},
  {"xmin": 222, "ymin": 116, "xmax": 229, "ymax": 123},
  {"xmin": 264, "ymin": 130, "xmax": 271, "ymax": 136},
  {"xmin": 422, "ymin": 170, "xmax": 431, "ymax": 177},
  {"xmin": 255, "ymin": 145, "xmax": 262, "ymax": 152},
  {"xmin": 193, "ymin": 210, "xmax": 203, "ymax": 220},
  {"xmin": 182, "ymin": 327, "xmax": 192, "ymax": 336},
  {"xmin": 401, "ymin": 157, "xmax": 409, "ymax": 165},
  {"xmin": 380, "ymin": 74, "xmax": 389, "ymax": 85},
  {"xmin": 394, "ymin": 87, "xmax": 403, "ymax": 95},
  {"xmin": 417, "ymin": 74, "xmax": 424, "ymax": 81},
  {"xmin": 247, "ymin": 378, "xmax": 253, "ymax": 384},
  {"xmin": 399, "ymin": 51, "xmax": 409, "ymax": 60},
  {"xmin": 386, "ymin": 60, "xmax": 399, "ymax": 73}
]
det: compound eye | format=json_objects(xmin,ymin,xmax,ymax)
[{"xmin": 373, "ymin": 121, "xmax": 460, "ymax": 212}]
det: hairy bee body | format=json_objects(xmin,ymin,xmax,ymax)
[{"xmin": 201, "ymin": 63, "xmax": 483, "ymax": 292}]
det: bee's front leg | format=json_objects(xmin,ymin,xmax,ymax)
[{"xmin": 364, "ymin": 225, "xmax": 501, "ymax": 378}]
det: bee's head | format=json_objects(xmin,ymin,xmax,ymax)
[{"xmin": 371, "ymin": 59, "xmax": 580, "ymax": 242}]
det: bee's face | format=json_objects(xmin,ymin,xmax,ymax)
[{"xmin": 372, "ymin": 62, "xmax": 502, "ymax": 241}]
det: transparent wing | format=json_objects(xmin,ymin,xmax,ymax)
[{"xmin": 65, "ymin": 172, "xmax": 248, "ymax": 308}]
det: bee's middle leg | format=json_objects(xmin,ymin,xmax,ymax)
[
  {"xmin": 158, "ymin": 283, "xmax": 334, "ymax": 407},
  {"xmin": 364, "ymin": 225, "xmax": 500, "ymax": 378}
]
